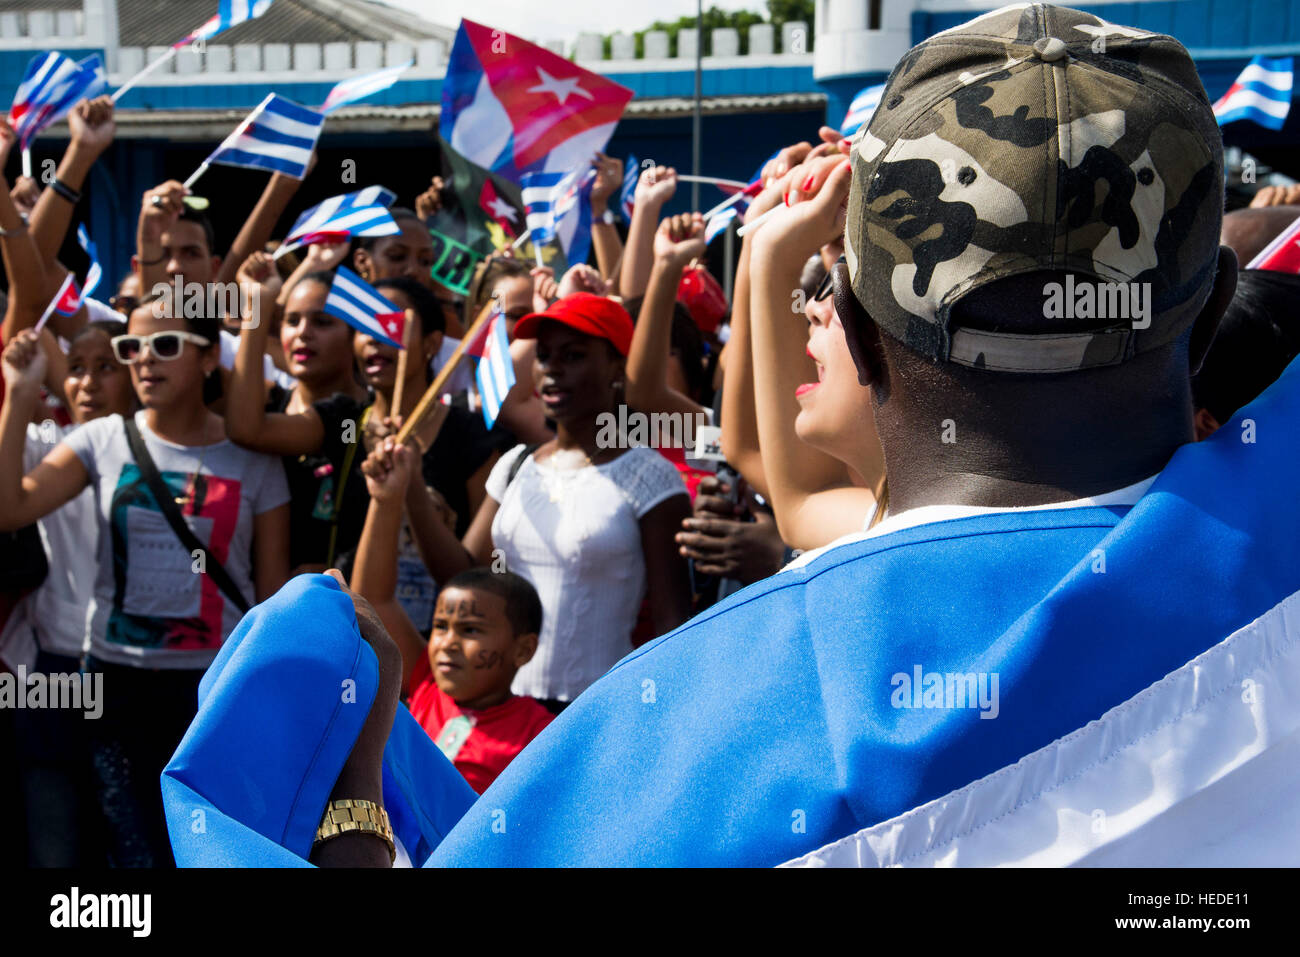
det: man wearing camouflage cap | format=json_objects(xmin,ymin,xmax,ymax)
[{"xmin": 164, "ymin": 4, "xmax": 1300, "ymax": 868}]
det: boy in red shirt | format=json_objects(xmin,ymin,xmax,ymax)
[{"xmin": 352, "ymin": 439, "xmax": 553, "ymax": 794}]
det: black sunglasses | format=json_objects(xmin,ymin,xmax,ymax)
[{"xmin": 813, "ymin": 255, "xmax": 847, "ymax": 303}]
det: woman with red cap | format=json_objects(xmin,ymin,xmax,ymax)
[{"xmin": 378, "ymin": 292, "xmax": 694, "ymax": 713}]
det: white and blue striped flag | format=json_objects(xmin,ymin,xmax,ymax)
[
  {"xmin": 321, "ymin": 62, "xmax": 412, "ymax": 114},
  {"xmin": 277, "ymin": 186, "xmax": 398, "ymax": 258},
  {"xmin": 621, "ymin": 154, "xmax": 638, "ymax": 221},
  {"xmin": 77, "ymin": 223, "xmax": 102, "ymax": 298},
  {"xmin": 471, "ymin": 304, "xmax": 515, "ymax": 429},
  {"xmin": 203, "ymin": 93, "xmax": 323, "ymax": 180},
  {"xmin": 521, "ymin": 164, "xmax": 596, "ymax": 267},
  {"xmin": 9, "ymin": 52, "xmax": 106, "ymax": 150},
  {"xmin": 325, "ymin": 266, "xmax": 406, "ymax": 349},
  {"xmin": 1213, "ymin": 56, "xmax": 1293, "ymax": 130},
  {"xmin": 841, "ymin": 82, "xmax": 886, "ymax": 137},
  {"xmin": 176, "ymin": 0, "xmax": 275, "ymax": 48}
]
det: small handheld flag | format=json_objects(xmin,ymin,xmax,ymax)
[
  {"xmin": 188, "ymin": 93, "xmax": 323, "ymax": 188},
  {"xmin": 276, "ymin": 186, "xmax": 398, "ymax": 258},
  {"xmin": 76, "ymin": 223, "xmax": 102, "ymax": 298},
  {"xmin": 115, "ymin": 0, "xmax": 276, "ymax": 103},
  {"xmin": 471, "ymin": 304, "xmax": 515, "ymax": 429},
  {"xmin": 521, "ymin": 164, "xmax": 596, "ymax": 268},
  {"xmin": 325, "ymin": 266, "xmax": 406, "ymax": 348},
  {"xmin": 841, "ymin": 83, "xmax": 885, "ymax": 137},
  {"xmin": 1213, "ymin": 56, "xmax": 1293, "ymax": 130},
  {"xmin": 10, "ymin": 52, "xmax": 106, "ymax": 151},
  {"xmin": 321, "ymin": 62, "xmax": 412, "ymax": 114},
  {"xmin": 34, "ymin": 273, "xmax": 84, "ymax": 333},
  {"xmin": 479, "ymin": 179, "xmax": 520, "ymax": 238},
  {"xmin": 621, "ymin": 154, "xmax": 638, "ymax": 221},
  {"xmin": 1246, "ymin": 214, "xmax": 1300, "ymax": 271}
]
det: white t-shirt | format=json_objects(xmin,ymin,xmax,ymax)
[
  {"xmin": 487, "ymin": 444, "xmax": 687, "ymax": 702},
  {"xmin": 62, "ymin": 411, "xmax": 290, "ymax": 669}
]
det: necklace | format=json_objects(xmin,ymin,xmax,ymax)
[
  {"xmin": 175, "ymin": 442, "xmax": 211, "ymax": 507},
  {"xmin": 539, "ymin": 447, "xmax": 594, "ymax": 503}
]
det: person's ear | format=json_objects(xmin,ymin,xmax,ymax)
[
  {"xmin": 513, "ymin": 631, "xmax": 539, "ymax": 667},
  {"xmin": 1189, "ymin": 246, "xmax": 1238, "ymax": 375},
  {"xmin": 200, "ymin": 343, "xmax": 221, "ymax": 378},
  {"xmin": 833, "ymin": 265, "xmax": 885, "ymax": 390},
  {"xmin": 1193, "ymin": 406, "xmax": 1222, "ymax": 441},
  {"xmin": 354, "ymin": 248, "xmax": 373, "ymax": 281}
]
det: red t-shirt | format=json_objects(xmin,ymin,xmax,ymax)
[{"xmin": 406, "ymin": 655, "xmax": 555, "ymax": 794}]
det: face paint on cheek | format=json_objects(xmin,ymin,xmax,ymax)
[{"xmin": 472, "ymin": 649, "xmax": 507, "ymax": 670}]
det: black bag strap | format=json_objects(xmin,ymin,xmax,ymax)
[
  {"xmin": 123, "ymin": 418, "xmax": 250, "ymax": 615},
  {"xmin": 506, "ymin": 443, "xmax": 542, "ymax": 489}
]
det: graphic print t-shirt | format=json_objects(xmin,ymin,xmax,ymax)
[{"xmin": 63, "ymin": 411, "xmax": 290, "ymax": 669}]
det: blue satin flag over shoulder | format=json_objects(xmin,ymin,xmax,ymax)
[{"xmin": 165, "ymin": 359, "xmax": 1300, "ymax": 867}]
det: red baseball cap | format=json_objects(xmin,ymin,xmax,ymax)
[{"xmin": 514, "ymin": 292, "xmax": 634, "ymax": 356}]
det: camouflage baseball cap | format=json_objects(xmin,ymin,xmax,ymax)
[{"xmin": 844, "ymin": 3, "xmax": 1225, "ymax": 373}]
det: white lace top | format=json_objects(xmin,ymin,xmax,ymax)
[{"xmin": 486, "ymin": 444, "xmax": 687, "ymax": 701}]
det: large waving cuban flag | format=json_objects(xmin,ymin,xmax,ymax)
[
  {"xmin": 9, "ymin": 52, "xmax": 106, "ymax": 151},
  {"xmin": 440, "ymin": 19, "xmax": 633, "ymax": 183},
  {"xmin": 203, "ymin": 94, "xmax": 323, "ymax": 179},
  {"xmin": 164, "ymin": 357, "xmax": 1300, "ymax": 868},
  {"xmin": 1213, "ymin": 56, "xmax": 1293, "ymax": 130},
  {"xmin": 521, "ymin": 164, "xmax": 596, "ymax": 268},
  {"xmin": 320, "ymin": 62, "xmax": 411, "ymax": 115},
  {"xmin": 175, "ymin": 0, "xmax": 275, "ymax": 48}
]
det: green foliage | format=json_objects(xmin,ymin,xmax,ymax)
[{"xmin": 605, "ymin": 0, "xmax": 813, "ymax": 59}]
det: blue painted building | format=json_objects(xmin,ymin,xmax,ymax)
[{"xmin": 2, "ymin": 0, "xmax": 1299, "ymax": 286}]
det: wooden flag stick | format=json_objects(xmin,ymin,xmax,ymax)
[
  {"xmin": 390, "ymin": 308, "xmax": 415, "ymax": 424},
  {"xmin": 395, "ymin": 300, "xmax": 496, "ymax": 446}
]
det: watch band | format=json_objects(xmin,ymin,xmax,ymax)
[{"xmin": 313, "ymin": 798, "xmax": 395, "ymax": 863}]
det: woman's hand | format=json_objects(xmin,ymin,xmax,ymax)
[
  {"xmin": 590, "ymin": 152, "xmax": 623, "ymax": 214},
  {"xmin": 558, "ymin": 262, "xmax": 608, "ymax": 298},
  {"xmin": 301, "ymin": 238, "xmax": 351, "ymax": 272},
  {"xmin": 236, "ymin": 250, "xmax": 282, "ymax": 329},
  {"xmin": 360, "ymin": 436, "xmax": 412, "ymax": 503},
  {"xmin": 531, "ymin": 266, "xmax": 558, "ymax": 310},
  {"xmin": 749, "ymin": 154, "xmax": 853, "ymax": 266},
  {"xmin": 635, "ymin": 164, "xmax": 677, "ymax": 208},
  {"xmin": 654, "ymin": 213, "xmax": 707, "ymax": 268},
  {"xmin": 1, "ymin": 328, "xmax": 47, "ymax": 395}
]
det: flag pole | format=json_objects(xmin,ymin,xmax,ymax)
[
  {"xmin": 676, "ymin": 175, "xmax": 748, "ymax": 190},
  {"xmin": 735, "ymin": 203, "xmax": 781, "ymax": 238},
  {"xmin": 510, "ymin": 227, "xmax": 531, "ymax": 250},
  {"xmin": 701, "ymin": 188, "xmax": 748, "ymax": 221},
  {"xmin": 692, "ymin": 0, "xmax": 702, "ymax": 212},
  {"xmin": 396, "ymin": 300, "xmax": 495, "ymax": 445},
  {"xmin": 391, "ymin": 308, "xmax": 415, "ymax": 425},
  {"xmin": 112, "ymin": 46, "xmax": 179, "ymax": 103},
  {"xmin": 183, "ymin": 161, "xmax": 210, "ymax": 191},
  {"xmin": 21, "ymin": 148, "xmax": 31, "ymax": 180}
]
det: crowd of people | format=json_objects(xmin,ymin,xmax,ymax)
[{"xmin": 3, "ymin": 1, "xmax": 1300, "ymax": 869}]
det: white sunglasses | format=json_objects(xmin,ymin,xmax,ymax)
[{"xmin": 111, "ymin": 331, "xmax": 211, "ymax": 364}]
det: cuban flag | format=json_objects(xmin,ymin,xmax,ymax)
[
  {"xmin": 320, "ymin": 61, "xmax": 412, "ymax": 115},
  {"xmin": 522, "ymin": 165, "xmax": 596, "ymax": 268},
  {"xmin": 479, "ymin": 179, "xmax": 519, "ymax": 238},
  {"xmin": 841, "ymin": 82, "xmax": 886, "ymax": 137},
  {"xmin": 77, "ymin": 223, "xmax": 102, "ymax": 298},
  {"xmin": 160, "ymin": 353, "xmax": 1300, "ymax": 869},
  {"xmin": 175, "ymin": 0, "xmax": 274, "ymax": 48},
  {"xmin": 620, "ymin": 154, "xmax": 638, "ymax": 221},
  {"xmin": 204, "ymin": 94, "xmax": 323, "ymax": 180},
  {"xmin": 325, "ymin": 266, "xmax": 406, "ymax": 348},
  {"xmin": 34, "ymin": 273, "xmax": 84, "ymax": 333},
  {"xmin": 440, "ymin": 19, "xmax": 633, "ymax": 183},
  {"xmin": 1245, "ymin": 214, "xmax": 1300, "ymax": 271},
  {"xmin": 9, "ymin": 52, "xmax": 106, "ymax": 151},
  {"xmin": 469, "ymin": 305, "xmax": 515, "ymax": 429},
  {"xmin": 705, "ymin": 207, "xmax": 739, "ymax": 245},
  {"xmin": 277, "ymin": 186, "xmax": 398, "ymax": 257},
  {"xmin": 1213, "ymin": 56, "xmax": 1293, "ymax": 130}
]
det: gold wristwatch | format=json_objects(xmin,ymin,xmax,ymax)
[{"xmin": 313, "ymin": 799, "xmax": 396, "ymax": 863}]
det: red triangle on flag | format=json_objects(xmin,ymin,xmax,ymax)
[
  {"xmin": 378, "ymin": 311, "xmax": 406, "ymax": 347},
  {"xmin": 463, "ymin": 19, "xmax": 632, "ymax": 171},
  {"xmin": 464, "ymin": 305, "xmax": 502, "ymax": 358}
]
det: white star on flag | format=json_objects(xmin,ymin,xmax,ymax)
[
  {"xmin": 527, "ymin": 67, "xmax": 593, "ymax": 106},
  {"xmin": 487, "ymin": 196, "xmax": 518, "ymax": 223}
]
